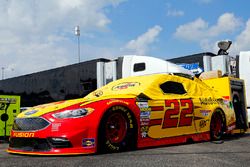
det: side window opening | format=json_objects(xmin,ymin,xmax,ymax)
[
  {"xmin": 133, "ymin": 63, "xmax": 146, "ymax": 72},
  {"xmin": 160, "ymin": 81, "xmax": 186, "ymax": 95}
]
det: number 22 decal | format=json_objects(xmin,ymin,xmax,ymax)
[{"xmin": 162, "ymin": 99, "xmax": 193, "ymax": 128}]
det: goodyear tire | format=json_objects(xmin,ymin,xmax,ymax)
[
  {"xmin": 98, "ymin": 106, "xmax": 136, "ymax": 153},
  {"xmin": 232, "ymin": 94, "xmax": 246, "ymax": 129},
  {"xmin": 210, "ymin": 110, "xmax": 225, "ymax": 141}
]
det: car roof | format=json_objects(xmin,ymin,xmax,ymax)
[{"xmin": 83, "ymin": 73, "xmax": 216, "ymax": 101}]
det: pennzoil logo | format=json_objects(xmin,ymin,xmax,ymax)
[
  {"xmin": 112, "ymin": 82, "xmax": 140, "ymax": 91},
  {"xmin": 12, "ymin": 132, "xmax": 35, "ymax": 138}
]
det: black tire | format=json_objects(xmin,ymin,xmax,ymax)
[
  {"xmin": 232, "ymin": 95, "xmax": 246, "ymax": 129},
  {"xmin": 98, "ymin": 106, "xmax": 137, "ymax": 153},
  {"xmin": 210, "ymin": 110, "xmax": 225, "ymax": 141}
]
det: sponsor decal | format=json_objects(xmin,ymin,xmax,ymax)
[
  {"xmin": 200, "ymin": 110, "xmax": 211, "ymax": 116},
  {"xmin": 112, "ymin": 82, "xmax": 140, "ymax": 91},
  {"xmin": 140, "ymin": 118, "xmax": 150, "ymax": 126},
  {"xmin": 139, "ymin": 108, "xmax": 151, "ymax": 112},
  {"xmin": 107, "ymin": 100, "xmax": 129, "ymax": 106},
  {"xmin": 141, "ymin": 131, "xmax": 147, "ymax": 138},
  {"xmin": 140, "ymin": 126, "xmax": 149, "ymax": 138},
  {"xmin": 51, "ymin": 123, "xmax": 61, "ymax": 132},
  {"xmin": 199, "ymin": 120, "xmax": 209, "ymax": 128},
  {"xmin": 24, "ymin": 110, "xmax": 38, "ymax": 116},
  {"xmin": 93, "ymin": 90, "xmax": 103, "ymax": 97},
  {"xmin": 12, "ymin": 132, "xmax": 35, "ymax": 138},
  {"xmin": 199, "ymin": 97, "xmax": 223, "ymax": 105},
  {"xmin": 82, "ymin": 138, "xmax": 95, "ymax": 148},
  {"xmin": 137, "ymin": 102, "xmax": 149, "ymax": 108},
  {"xmin": 140, "ymin": 111, "xmax": 150, "ymax": 119},
  {"xmin": 223, "ymin": 100, "xmax": 233, "ymax": 109},
  {"xmin": 227, "ymin": 124, "xmax": 236, "ymax": 131}
]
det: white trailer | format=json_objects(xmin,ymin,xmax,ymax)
[
  {"xmin": 96, "ymin": 55, "xmax": 193, "ymax": 88},
  {"xmin": 239, "ymin": 51, "xmax": 250, "ymax": 124}
]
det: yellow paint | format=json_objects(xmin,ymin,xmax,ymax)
[{"xmin": 18, "ymin": 98, "xmax": 84, "ymax": 118}]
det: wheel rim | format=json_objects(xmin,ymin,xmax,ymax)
[
  {"xmin": 211, "ymin": 113, "xmax": 222, "ymax": 139},
  {"xmin": 105, "ymin": 113, "xmax": 127, "ymax": 143}
]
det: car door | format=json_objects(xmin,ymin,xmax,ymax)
[{"xmin": 147, "ymin": 80, "xmax": 197, "ymax": 139}]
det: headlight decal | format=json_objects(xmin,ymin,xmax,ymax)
[{"xmin": 52, "ymin": 108, "xmax": 94, "ymax": 119}]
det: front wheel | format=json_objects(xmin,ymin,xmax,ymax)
[
  {"xmin": 210, "ymin": 110, "xmax": 225, "ymax": 141},
  {"xmin": 98, "ymin": 106, "xmax": 136, "ymax": 153}
]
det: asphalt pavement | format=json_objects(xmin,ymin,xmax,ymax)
[{"xmin": 0, "ymin": 132, "xmax": 250, "ymax": 167}]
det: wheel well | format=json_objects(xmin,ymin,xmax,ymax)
[
  {"xmin": 97, "ymin": 105, "xmax": 138, "ymax": 148},
  {"xmin": 212, "ymin": 108, "xmax": 227, "ymax": 131}
]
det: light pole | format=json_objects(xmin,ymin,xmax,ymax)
[
  {"xmin": 75, "ymin": 25, "xmax": 80, "ymax": 63},
  {"xmin": 74, "ymin": 25, "xmax": 81, "ymax": 96},
  {"xmin": 1, "ymin": 67, "xmax": 4, "ymax": 80}
]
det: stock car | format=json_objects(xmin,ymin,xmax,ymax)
[{"xmin": 8, "ymin": 73, "xmax": 239, "ymax": 155}]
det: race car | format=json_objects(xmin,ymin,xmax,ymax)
[{"xmin": 8, "ymin": 73, "xmax": 240, "ymax": 155}]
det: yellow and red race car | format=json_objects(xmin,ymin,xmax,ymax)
[{"xmin": 8, "ymin": 73, "xmax": 241, "ymax": 155}]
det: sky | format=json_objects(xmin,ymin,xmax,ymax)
[{"xmin": 1, "ymin": 0, "xmax": 250, "ymax": 79}]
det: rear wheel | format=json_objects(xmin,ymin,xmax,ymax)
[
  {"xmin": 98, "ymin": 106, "xmax": 136, "ymax": 153},
  {"xmin": 210, "ymin": 110, "xmax": 225, "ymax": 141}
]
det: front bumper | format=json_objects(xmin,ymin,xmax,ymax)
[
  {"xmin": 8, "ymin": 118, "xmax": 97, "ymax": 155},
  {"xmin": 7, "ymin": 133, "xmax": 97, "ymax": 155}
]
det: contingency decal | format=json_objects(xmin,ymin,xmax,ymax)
[
  {"xmin": 112, "ymin": 82, "xmax": 140, "ymax": 91},
  {"xmin": 51, "ymin": 123, "xmax": 61, "ymax": 132},
  {"xmin": 137, "ymin": 102, "xmax": 151, "ymax": 138},
  {"xmin": 82, "ymin": 138, "xmax": 95, "ymax": 148},
  {"xmin": 200, "ymin": 110, "xmax": 211, "ymax": 116}
]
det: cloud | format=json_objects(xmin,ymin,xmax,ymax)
[
  {"xmin": 125, "ymin": 25, "xmax": 162, "ymax": 55},
  {"xmin": 231, "ymin": 19, "xmax": 250, "ymax": 55},
  {"xmin": 208, "ymin": 13, "xmax": 242, "ymax": 37},
  {"xmin": 167, "ymin": 9, "xmax": 184, "ymax": 17},
  {"xmin": 174, "ymin": 13, "xmax": 244, "ymax": 54},
  {"xmin": 166, "ymin": 3, "xmax": 184, "ymax": 17},
  {"xmin": 181, "ymin": 19, "xmax": 250, "ymax": 55},
  {"xmin": 0, "ymin": 0, "xmax": 125, "ymax": 78},
  {"xmin": 174, "ymin": 18, "xmax": 208, "ymax": 41},
  {"xmin": 174, "ymin": 13, "xmax": 241, "ymax": 42}
]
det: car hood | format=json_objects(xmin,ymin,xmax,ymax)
[
  {"xmin": 18, "ymin": 94, "xmax": 136, "ymax": 118},
  {"xmin": 18, "ymin": 98, "xmax": 86, "ymax": 118}
]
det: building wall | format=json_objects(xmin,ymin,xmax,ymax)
[{"xmin": 0, "ymin": 58, "xmax": 110, "ymax": 106}]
